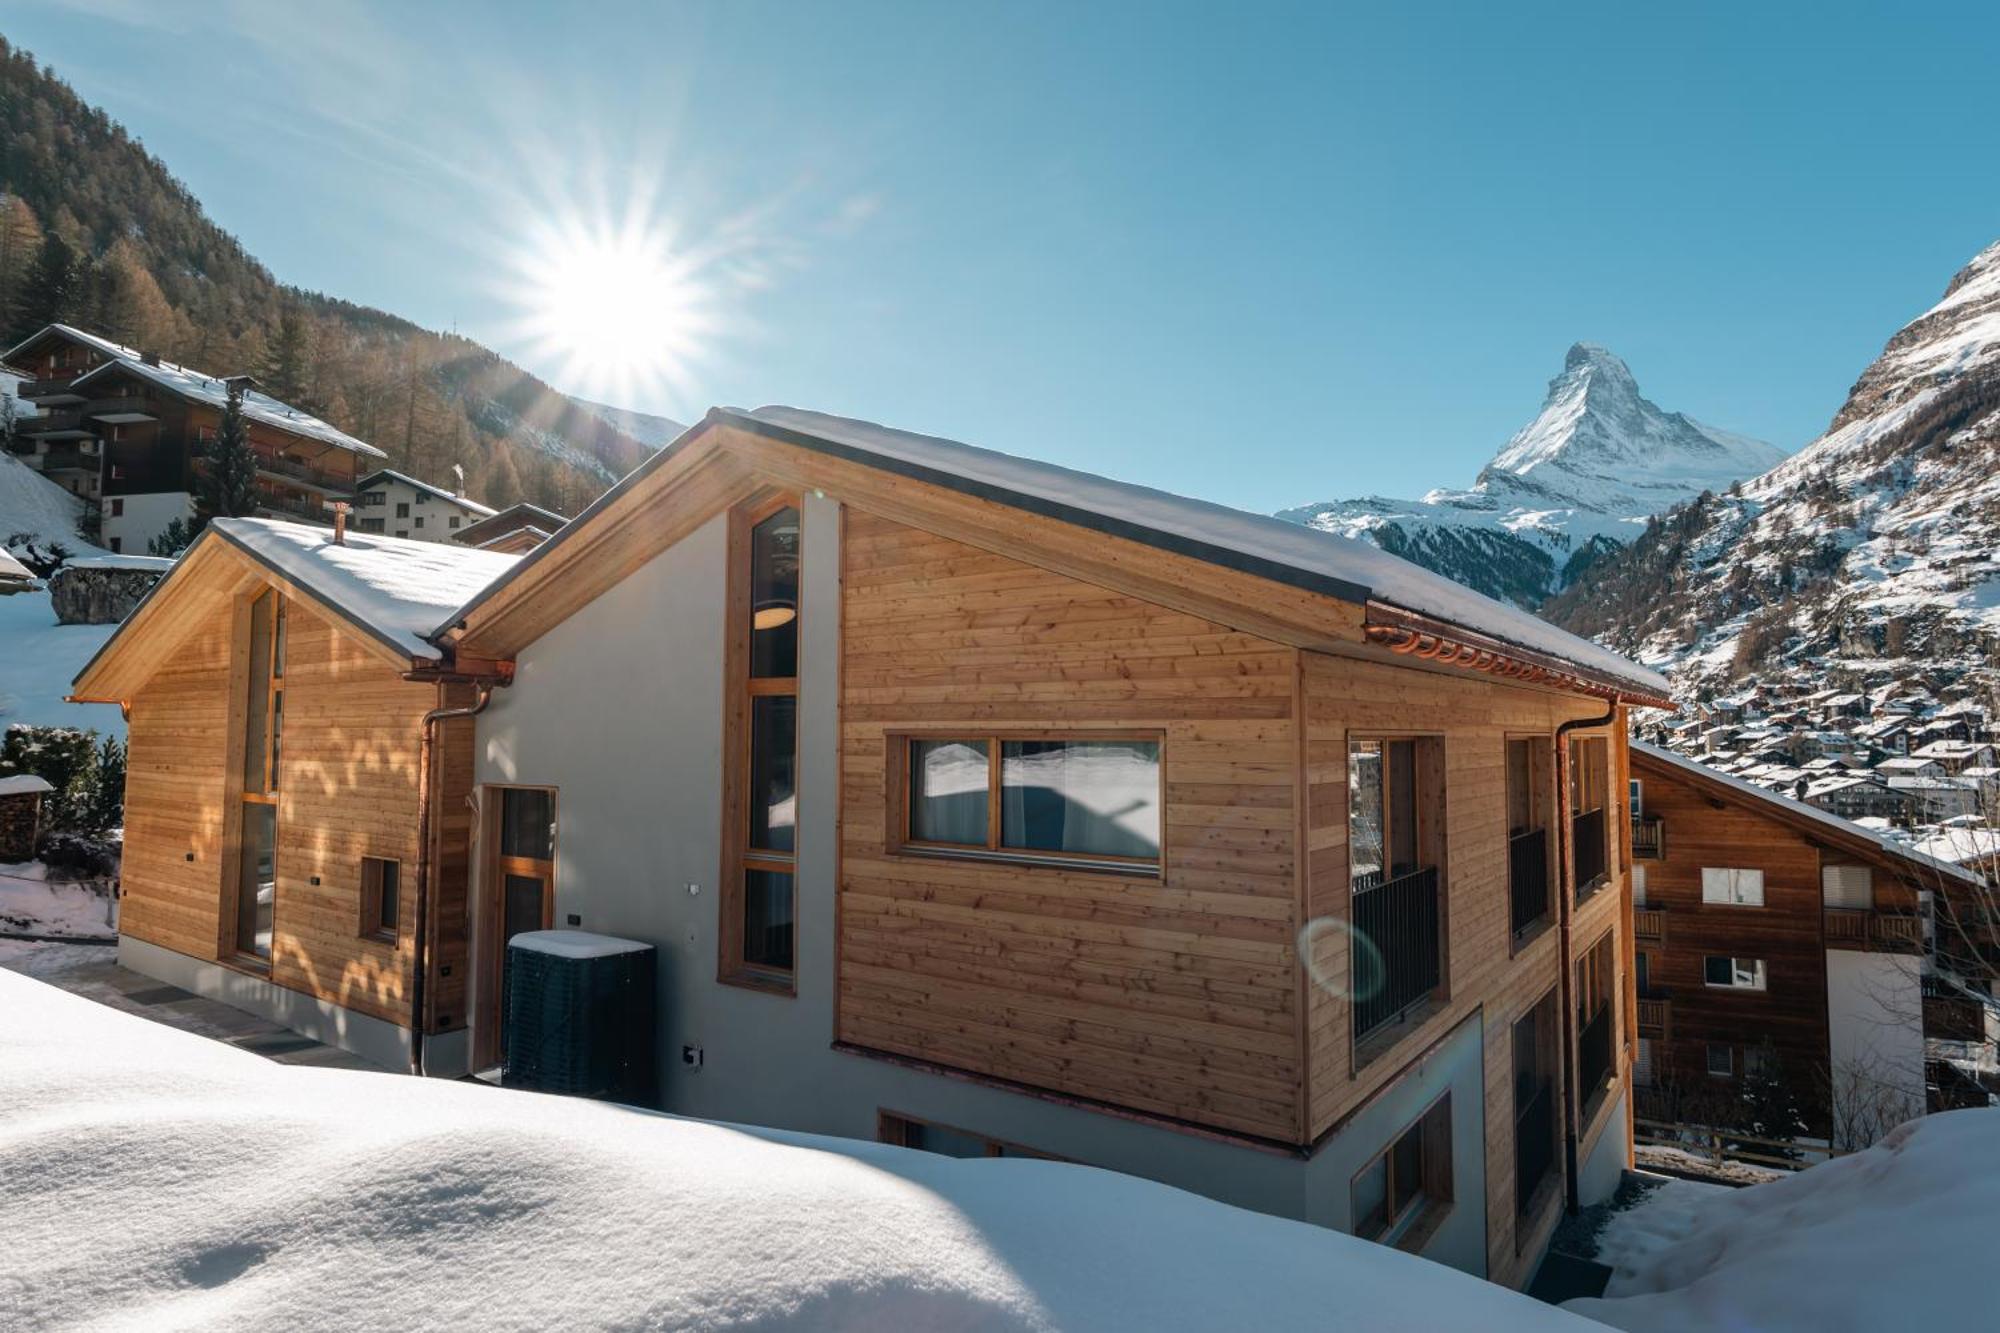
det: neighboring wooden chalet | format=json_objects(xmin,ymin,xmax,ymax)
[
  {"xmin": 354, "ymin": 468, "xmax": 496, "ymax": 542},
  {"xmin": 1628, "ymin": 741, "xmax": 1994, "ymax": 1145},
  {"xmin": 3, "ymin": 324, "xmax": 387, "ymax": 554},
  {"xmin": 69, "ymin": 518, "xmax": 518, "ymax": 1072},
  {"xmin": 431, "ymin": 405, "xmax": 1671, "ymax": 1286},
  {"xmin": 449, "ymin": 501, "xmax": 568, "ymax": 554}
]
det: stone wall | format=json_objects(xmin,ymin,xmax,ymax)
[
  {"xmin": 0, "ymin": 791, "xmax": 41, "ymax": 861},
  {"xmin": 48, "ymin": 562, "xmax": 168, "ymax": 625}
]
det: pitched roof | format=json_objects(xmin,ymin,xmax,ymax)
[
  {"xmin": 1631, "ymin": 740, "xmax": 1982, "ymax": 887},
  {"xmin": 451, "ymin": 502, "xmax": 568, "ymax": 545},
  {"xmin": 448, "ymin": 405, "xmax": 1670, "ymax": 702},
  {"xmin": 8, "ymin": 324, "xmax": 386, "ymax": 459},
  {"xmin": 72, "ymin": 519, "xmax": 519, "ymax": 695},
  {"xmin": 356, "ymin": 469, "xmax": 496, "ymax": 516}
]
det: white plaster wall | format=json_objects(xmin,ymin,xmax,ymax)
[
  {"xmin": 359, "ymin": 477, "xmax": 484, "ymax": 542},
  {"xmin": 1826, "ymin": 949, "xmax": 1926, "ymax": 1144},
  {"xmin": 1577, "ymin": 1087, "xmax": 1629, "ymax": 1207},
  {"xmin": 1300, "ymin": 1011, "xmax": 1489, "ymax": 1277},
  {"xmin": 101, "ymin": 491, "xmax": 191, "ymax": 555}
]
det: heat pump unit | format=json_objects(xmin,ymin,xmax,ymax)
[{"xmin": 503, "ymin": 931, "xmax": 657, "ymax": 1105}]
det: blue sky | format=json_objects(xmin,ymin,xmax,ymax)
[{"xmin": 7, "ymin": 1, "xmax": 1998, "ymax": 511}]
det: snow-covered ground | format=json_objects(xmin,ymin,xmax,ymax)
[
  {"xmin": 1569, "ymin": 1110, "xmax": 2000, "ymax": 1332},
  {"xmin": 0, "ymin": 967, "xmax": 1590, "ymax": 1332},
  {"xmin": 0, "ymin": 860, "xmax": 116, "ymax": 938},
  {"xmin": 0, "ymin": 587, "xmax": 120, "ymax": 738}
]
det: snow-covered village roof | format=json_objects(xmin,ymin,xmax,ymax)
[
  {"xmin": 1912, "ymin": 825, "xmax": 2000, "ymax": 868},
  {"xmin": 207, "ymin": 519, "xmax": 517, "ymax": 662},
  {"xmin": 1631, "ymin": 740, "xmax": 1984, "ymax": 887},
  {"xmin": 0, "ymin": 547, "xmax": 34, "ymax": 584},
  {"xmin": 13, "ymin": 324, "xmax": 387, "ymax": 460},
  {"xmin": 0, "ymin": 774, "xmax": 56, "ymax": 798},
  {"xmin": 356, "ymin": 468, "xmax": 497, "ymax": 515}
]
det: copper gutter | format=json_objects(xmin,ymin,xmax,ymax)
[{"xmin": 1362, "ymin": 603, "xmax": 1675, "ymax": 709}]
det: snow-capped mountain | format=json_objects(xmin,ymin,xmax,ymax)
[
  {"xmin": 1548, "ymin": 239, "xmax": 2000, "ymax": 693},
  {"xmin": 567, "ymin": 398, "xmax": 689, "ymax": 452},
  {"xmin": 1279, "ymin": 343, "xmax": 1783, "ymax": 607}
]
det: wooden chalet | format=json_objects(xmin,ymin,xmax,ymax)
[
  {"xmin": 1628, "ymin": 741, "xmax": 1994, "ymax": 1145},
  {"xmin": 449, "ymin": 501, "xmax": 568, "ymax": 554},
  {"xmin": 69, "ymin": 517, "xmax": 518, "ymax": 1072}
]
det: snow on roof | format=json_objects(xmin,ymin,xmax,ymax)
[
  {"xmin": 509, "ymin": 929, "xmax": 651, "ymax": 960},
  {"xmin": 730, "ymin": 407, "xmax": 1672, "ymax": 700},
  {"xmin": 0, "ymin": 548, "xmax": 33, "ymax": 582},
  {"xmin": 0, "ymin": 968, "xmax": 1585, "ymax": 1332},
  {"xmin": 45, "ymin": 325, "xmax": 386, "ymax": 460},
  {"xmin": 62, "ymin": 555, "xmax": 175, "ymax": 573},
  {"xmin": 356, "ymin": 468, "xmax": 496, "ymax": 516},
  {"xmin": 0, "ymin": 774, "xmax": 55, "ymax": 797},
  {"xmin": 1631, "ymin": 740, "xmax": 1982, "ymax": 886},
  {"xmin": 1912, "ymin": 826, "xmax": 2000, "ymax": 867},
  {"xmin": 1568, "ymin": 1109, "xmax": 2000, "ymax": 1333},
  {"xmin": 211, "ymin": 518, "xmax": 518, "ymax": 662}
]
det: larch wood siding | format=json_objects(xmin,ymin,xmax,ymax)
[
  {"xmin": 118, "ymin": 586, "xmax": 471, "ymax": 1036},
  {"xmin": 836, "ymin": 510, "xmax": 1306, "ymax": 1142},
  {"xmin": 1299, "ymin": 651, "xmax": 1628, "ymax": 1285}
]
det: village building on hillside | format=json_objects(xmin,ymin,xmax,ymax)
[
  {"xmin": 69, "ymin": 516, "xmax": 519, "ymax": 1072},
  {"xmin": 3, "ymin": 324, "xmax": 388, "ymax": 554},
  {"xmin": 354, "ymin": 468, "xmax": 496, "ymax": 542},
  {"xmin": 1628, "ymin": 741, "xmax": 1996, "ymax": 1148},
  {"xmin": 74, "ymin": 404, "xmax": 1673, "ymax": 1289},
  {"xmin": 448, "ymin": 500, "xmax": 568, "ymax": 554}
]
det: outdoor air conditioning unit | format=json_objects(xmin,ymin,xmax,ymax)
[{"xmin": 503, "ymin": 931, "xmax": 658, "ymax": 1105}]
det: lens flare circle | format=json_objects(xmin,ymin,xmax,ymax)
[{"xmin": 1298, "ymin": 915, "xmax": 1385, "ymax": 1003}]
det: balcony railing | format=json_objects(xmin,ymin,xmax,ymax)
[
  {"xmin": 1514, "ymin": 1075, "xmax": 1556, "ymax": 1216},
  {"xmin": 1577, "ymin": 1004, "xmax": 1614, "ymax": 1099},
  {"xmin": 197, "ymin": 441, "xmax": 357, "ymax": 495},
  {"xmin": 1509, "ymin": 827, "xmax": 1549, "ymax": 938},
  {"xmin": 21, "ymin": 376, "xmax": 83, "ymax": 398},
  {"xmin": 37, "ymin": 447, "xmax": 94, "ymax": 472},
  {"xmin": 20, "ymin": 410, "xmax": 89, "ymax": 437},
  {"xmin": 1824, "ymin": 907, "xmax": 1924, "ymax": 953},
  {"xmin": 1631, "ymin": 816, "xmax": 1665, "ymax": 860},
  {"xmin": 1637, "ymin": 992, "xmax": 1670, "ymax": 1037},
  {"xmin": 1572, "ymin": 807, "xmax": 1608, "ymax": 900},
  {"xmin": 1351, "ymin": 864, "xmax": 1441, "ymax": 1044},
  {"xmin": 255, "ymin": 490, "xmax": 334, "ymax": 525},
  {"xmin": 1634, "ymin": 905, "xmax": 1666, "ymax": 942}
]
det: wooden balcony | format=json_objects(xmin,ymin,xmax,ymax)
[
  {"xmin": 1631, "ymin": 816, "xmax": 1665, "ymax": 860},
  {"xmin": 1637, "ymin": 992, "xmax": 1670, "ymax": 1038},
  {"xmin": 1824, "ymin": 907, "xmax": 1924, "ymax": 954},
  {"xmin": 1634, "ymin": 905, "xmax": 1666, "ymax": 943}
]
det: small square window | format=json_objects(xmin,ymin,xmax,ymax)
[
  {"xmin": 395, "ymin": 502, "xmax": 410, "ymax": 518},
  {"xmin": 449, "ymin": 516, "xmax": 461, "ymax": 528},
  {"xmin": 1707, "ymin": 1043, "xmax": 1734, "ymax": 1077},
  {"xmin": 414, "ymin": 516, "xmax": 425, "ymax": 529}
]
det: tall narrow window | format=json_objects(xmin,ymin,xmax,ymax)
[
  {"xmin": 1568, "ymin": 735, "xmax": 1609, "ymax": 898},
  {"xmin": 1506, "ymin": 737, "xmax": 1552, "ymax": 939},
  {"xmin": 1348, "ymin": 736, "xmax": 1445, "ymax": 1045},
  {"xmin": 723, "ymin": 499, "xmax": 801, "ymax": 987},
  {"xmin": 233, "ymin": 589, "xmax": 284, "ymax": 964}
]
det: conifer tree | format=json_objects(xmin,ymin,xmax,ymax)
[
  {"xmin": 9, "ymin": 231, "xmax": 76, "ymax": 341},
  {"xmin": 263, "ymin": 309, "xmax": 312, "ymax": 407},
  {"xmin": 196, "ymin": 376, "xmax": 260, "ymax": 524}
]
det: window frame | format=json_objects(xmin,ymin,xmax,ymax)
[
  {"xmin": 889, "ymin": 730, "xmax": 1166, "ymax": 877},
  {"xmin": 1700, "ymin": 867, "xmax": 1766, "ymax": 907},
  {"xmin": 225, "ymin": 587, "xmax": 285, "ymax": 970},
  {"xmin": 1350, "ymin": 1091, "xmax": 1454, "ymax": 1249},
  {"xmin": 360, "ymin": 855, "xmax": 402, "ymax": 944},
  {"xmin": 1706, "ymin": 1042, "xmax": 1735, "ymax": 1078},
  {"xmin": 1703, "ymin": 955, "xmax": 1769, "ymax": 990},
  {"xmin": 719, "ymin": 493, "xmax": 803, "ymax": 994},
  {"xmin": 1346, "ymin": 732, "xmax": 1447, "ymax": 892}
]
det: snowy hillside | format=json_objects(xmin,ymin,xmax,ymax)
[
  {"xmin": 568, "ymin": 396, "xmax": 689, "ymax": 450},
  {"xmin": 1280, "ymin": 344, "xmax": 1782, "ymax": 607},
  {"xmin": 1549, "ymin": 239, "xmax": 2000, "ymax": 692},
  {"xmin": 0, "ymin": 449, "xmax": 105, "ymax": 564},
  {"xmin": 0, "ymin": 967, "xmax": 1584, "ymax": 1332}
]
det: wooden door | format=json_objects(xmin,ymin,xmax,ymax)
[{"xmin": 479, "ymin": 786, "xmax": 556, "ymax": 1070}]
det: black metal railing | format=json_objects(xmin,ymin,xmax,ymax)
[
  {"xmin": 1352, "ymin": 865, "xmax": 1440, "ymax": 1043},
  {"xmin": 1578, "ymin": 1003, "xmax": 1613, "ymax": 1097},
  {"xmin": 1514, "ymin": 1076, "xmax": 1556, "ymax": 1215},
  {"xmin": 1509, "ymin": 827, "xmax": 1549, "ymax": 937},
  {"xmin": 1631, "ymin": 815, "xmax": 1665, "ymax": 860},
  {"xmin": 1572, "ymin": 807, "xmax": 1607, "ymax": 899}
]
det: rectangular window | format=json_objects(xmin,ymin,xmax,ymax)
[
  {"xmin": 1704, "ymin": 956, "xmax": 1768, "ymax": 990},
  {"xmin": 110, "ymin": 498, "xmax": 124, "ymax": 517},
  {"xmin": 1569, "ymin": 735, "xmax": 1609, "ymax": 896},
  {"xmin": 1349, "ymin": 737, "xmax": 1440, "ymax": 890},
  {"xmin": 1348, "ymin": 736, "xmax": 1445, "ymax": 1043},
  {"xmin": 1701, "ymin": 868, "xmax": 1766, "ymax": 907},
  {"xmin": 1576, "ymin": 931, "xmax": 1616, "ymax": 1101},
  {"xmin": 449, "ymin": 516, "xmax": 461, "ymax": 529},
  {"xmin": 1353, "ymin": 1095, "xmax": 1452, "ymax": 1247},
  {"xmin": 1628, "ymin": 778, "xmax": 1643, "ymax": 817},
  {"xmin": 361, "ymin": 856, "xmax": 400, "ymax": 941},
  {"xmin": 722, "ymin": 499, "xmax": 801, "ymax": 989},
  {"xmin": 1707, "ymin": 1043, "xmax": 1734, "ymax": 1077},
  {"xmin": 1821, "ymin": 864, "xmax": 1872, "ymax": 909},
  {"xmin": 395, "ymin": 501, "xmax": 410, "ymax": 518},
  {"xmin": 1743, "ymin": 1045, "xmax": 1775, "ymax": 1078},
  {"xmin": 1506, "ymin": 736, "xmax": 1552, "ymax": 938},
  {"xmin": 1634, "ymin": 1037, "xmax": 1656, "ymax": 1088},
  {"xmin": 900, "ymin": 735, "xmax": 1163, "ymax": 871},
  {"xmin": 414, "ymin": 516, "xmax": 425, "ymax": 530},
  {"xmin": 232, "ymin": 589, "xmax": 284, "ymax": 965}
]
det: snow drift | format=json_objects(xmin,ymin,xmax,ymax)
[
  {"xmin": 1568, "ymin": 1108, "xmax": 2000, "ymax": 1332},
  {"xmin": 0, "ymin": 969, "xmax": 1586, "ymax": 1331}
]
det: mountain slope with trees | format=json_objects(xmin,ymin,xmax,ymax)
[{"xmin": 0, "ymin": 37, "xmax": 653, "ymax": 516}]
